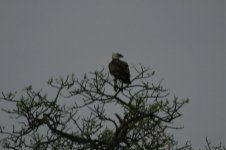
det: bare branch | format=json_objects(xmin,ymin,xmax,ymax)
[{"xmin": 1, "ymin": 65, "xmax": 222, "ymax": 150}]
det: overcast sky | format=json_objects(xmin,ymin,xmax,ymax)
[{"xmin": 0, "ymin": 1, "xmax": 225, "ymax": 148}]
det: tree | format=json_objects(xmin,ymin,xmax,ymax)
[{"xmin": 0, "ymin": 65, "xmax": 224, "ymax": 150}]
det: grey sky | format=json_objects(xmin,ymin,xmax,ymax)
[{"xmin": 0, "ymin": 0, "xmax": 225, "ymax": 148}]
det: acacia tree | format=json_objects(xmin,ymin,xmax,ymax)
[{"xmin": 0, "ymin": 65, "xmax": 224, "ymax": 150}]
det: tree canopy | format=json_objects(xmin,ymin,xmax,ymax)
[{"xmin": 0, "ymin": 65, "xmax": 225, "ymax": 150}]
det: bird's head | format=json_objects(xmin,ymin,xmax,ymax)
[{"xmin": 112, "ymin": 52, "xmax": 123, "ymax": 60}]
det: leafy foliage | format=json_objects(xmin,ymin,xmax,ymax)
[{"xmin": 0, "ymin": 65, "xmax": 224, "ymax": 150}]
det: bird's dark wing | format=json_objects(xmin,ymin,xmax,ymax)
[
  {"xmin": 119, "ymin": 60, "xmax": 130, "ymax": 78},
  {"xmin": 109, "ymin": 59, "xmax": 131, "ymax": 84}
]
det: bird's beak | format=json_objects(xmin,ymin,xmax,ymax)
[{"xmin": 117, "ymin": 53, "xmax": 123, "ymax": 58}]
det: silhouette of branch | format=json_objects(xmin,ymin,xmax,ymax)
[{"xmin": 0, "ymin": 65, "xmax": 195, "ymax": 149}]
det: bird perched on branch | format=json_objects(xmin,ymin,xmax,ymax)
[{"xmin": 109, "ymin": 52, "xmax": 131, "ymax": 91}]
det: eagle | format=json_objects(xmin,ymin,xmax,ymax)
[{"xmin": 108, "ymin": 52, "xmax": 131, "ymax": 91}]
